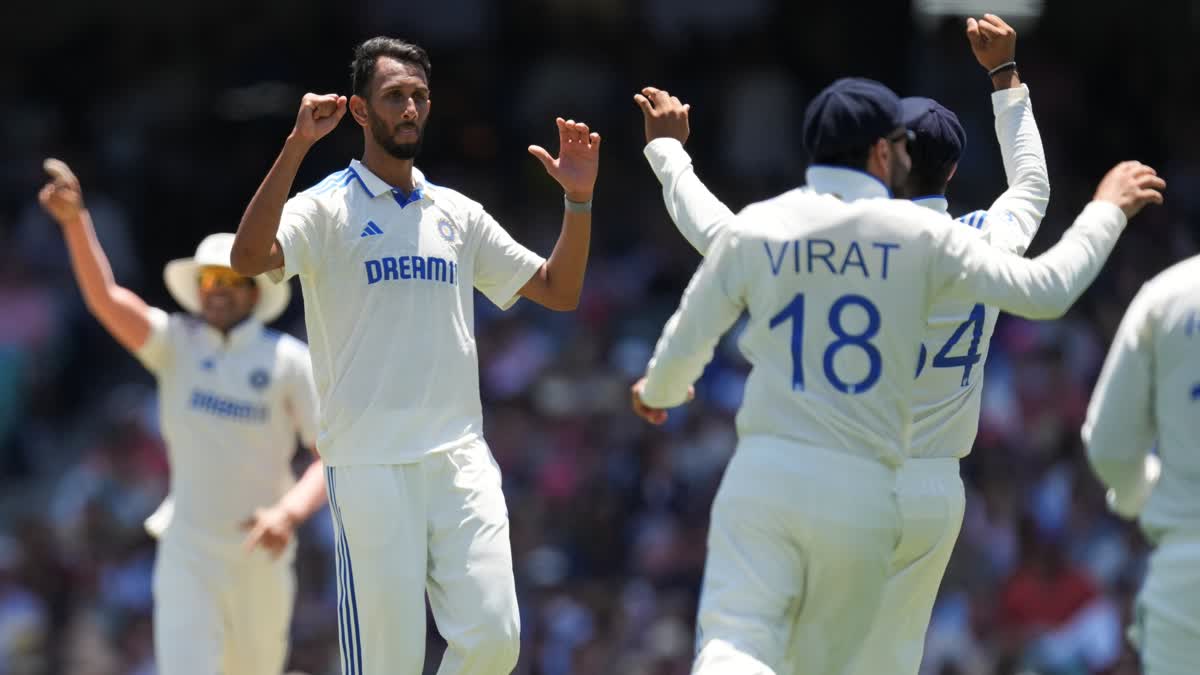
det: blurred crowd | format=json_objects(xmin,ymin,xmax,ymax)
[{"xmin": 1, "ymin": 1, "xmax": 1198, "ymax": 674}]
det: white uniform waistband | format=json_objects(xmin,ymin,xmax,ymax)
[{"xmin": 737, "ymin": 435, "xmax": 897, "ymax": 485}]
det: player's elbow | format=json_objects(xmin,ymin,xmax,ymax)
[
  {"xmin": 544, "ymin": 293, "xmax": 580, "ymax": 312},
  {"xmin": 229, "ymin": 239, "xmax": 266, "ymax": 277}
]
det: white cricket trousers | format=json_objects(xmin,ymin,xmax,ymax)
[
  {"xmin": 842, "ymin": 457, "xmax": 965, "ymax": 675},
  {"xmin": 692, "ymin": 437, "xmax": 901, "ymax": 675},
  {"xmin": 152, "ymin": 532, "xmax": 295, "ymax": 675},
  {"xmin": 324, "ymin": 438, "xmax": 520, "ymax": 675},
  {"xmin": 1132, "ymin": 532, "xmax": 1200, "ymax": 675}
]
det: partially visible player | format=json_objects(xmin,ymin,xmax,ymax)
[
  {"xmin": 39, "ymin": 160, "xmax": 326, "ymax": 675},
  {"xmin": 1082, "ymin": 254, "xmax": 1200, "ymax": 675},
  {"xmin": 630, "ymin": 76, "xmax": 1162, "ymax": 674},
  {"xmin": 636, "ymin": 15, "xmax": 1048, "ymax": 673},
  {"xmin": 229, "ymin": 37, "xmax": 598, "ymax": 674}
]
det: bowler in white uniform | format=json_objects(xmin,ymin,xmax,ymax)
[
  {"xmin": 630, "ymin": 76, "xmax": 1163, "ymax": 675},
  {"xmin": 230, "ymin": 37, "xmax": 599, "ymax": 674},
  {"xmin": 636, "ymin": 16, "xmax": 1051, "ymax": 675},
  {"xmin": 38, "ymin": 167, "xmax": 326, "ymax": 675},
  {"xmin": 1083, "ymin": 254, "xmax": 1200, "ymax": 675}
]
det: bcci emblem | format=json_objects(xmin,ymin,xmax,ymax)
[
  {"xmin": 248, "ymin": 368, "xmax": 271, "ymax": 391},
  {"xmin": 436, "ymin": 219, "xmax": 457, "ymax": 244}
]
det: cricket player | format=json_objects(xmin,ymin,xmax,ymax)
[
  {"xmin": 228, "ymin": 37, "xmax": 598, "ymax": 674},
  {"xmin": 630, "ymin": 76, "xmax": 1163, "ymax": 674},
  {"xmin": 1082, "ymin": 254, "xmax": 1200, "ymax": 675},
  {"xmin": 635, "ymin": 15, "xmax": 1050, "ymax": 674},
  {"xmin": 38, "ymin": 161, "xmax": 326, "ymax": 675}
]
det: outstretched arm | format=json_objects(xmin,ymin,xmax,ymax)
[
  {"xmin": 231, "ymin": 93, "xmax": 347, "ymax": 277},
  {"xmin": 966, "ymin": 14, "xmax": 1049, "ymax": 254},
  {"xmin": 933, "ymin": 162, "xmax": 1163, "ymax": 320},
  {"xmin": 519, "ymin": 118, "xmax": 600, "ymax": 311},
  {"xmin": 636, "ymin": 87, "xmax": 736, "ymax": 256},
  {"xmin": 39, "ymin": 160, "xmax": 154, "ymax": 353}
]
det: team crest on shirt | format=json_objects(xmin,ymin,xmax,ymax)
[
  {"xmin": 436, "ymin": 219, "xmax": 457, "ymax": 243},
  {"xmin": 248, "ymin": 368, "xmax": 271, "ymax": 391}
]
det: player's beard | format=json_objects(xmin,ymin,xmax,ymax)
[
  {"xmin": 369, "ymin": 109, "xmax": 423, "ymax": 160},
  {"xmin": 888, "ymin": 150, "xmax": 910, "ymax": 195}
]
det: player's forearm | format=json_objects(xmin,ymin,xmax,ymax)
[
  {"xmin": 536, "ymin": 207, "xmax": 591, "ymax": 311},
  {"xmin": 644, "ymin": 138, "xmax": 736, "ymax": 255},
  {"xmin": 991, "ymin": 84, "xmax": 1049, "ymax": 247},
  {"xmin": 960, "ymin": 201, "xmax": 1126, "ymax": 319},
  {"xmin": 276, "ymin": 456, "xmax": 328, "ymax": 525},
  {"xmin": 991, "ymin": 69, "xmax": 1020, "ymax": 91},
  {"xmin": 232, "ymin": 135, "xmax": 312, "ymax": 276},
  {"xmin": 60, "ymin": 211, "xmax": 126, "ymax": 312},
  {"xmin": 641, "ymin": 315, "xmax": 713, "ymax": 408}
]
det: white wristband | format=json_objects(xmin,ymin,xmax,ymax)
[{"xmin": 564, "ymin": 195, "xmax": 593, "ymax": 212}]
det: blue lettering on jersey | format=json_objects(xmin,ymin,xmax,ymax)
[
  {"xmin": 762, "ymin": 240, "xmax": 901, "ymax": 280},
  {"xmin": 1192, "ymin": 383, "xmax": 1200, "ymax": 401},
  {"xmin": 1186, "ymin": 311, "xmax": 1197, "ymax": 337},
  {"xmin": 189, "ymin": 390, "xmax": 269, "ymax": 422},
  {"xmin": 365, "ymin": 257, "xmax": 458, "ymax": 286}
]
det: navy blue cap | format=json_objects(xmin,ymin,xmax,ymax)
[
  {"xmin": 803, "ymin": 78, "xmax": 904, "ymax": 160},
  {"xmin": 900, "ymin": 97, "xmax": 966, "ymax": 170}
]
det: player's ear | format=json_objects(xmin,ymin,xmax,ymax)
[
  {"xmin": 866, "ymin": 138, "xmax": 891, "ymax": 185},
  {"xmin": 946, "ymin": 162, "xmax": 959, "ymax": 185},
  {"xmin": 349, "ymin": 95, "xmax": 370, "ymax": 128}
]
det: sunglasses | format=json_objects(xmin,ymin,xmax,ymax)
[{"xmin": 197, "ymin": 267, "xmax": 255, "ymax": 291}]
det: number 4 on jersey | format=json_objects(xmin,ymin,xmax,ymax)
[{"xmin": 917, "ymin": 303, "xmax": 986, "ymax": 387}]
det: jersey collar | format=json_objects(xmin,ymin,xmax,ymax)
[
  {"xmin": 348, "ymin": 159, "xmax": 431, "ymax": 206},
  {"xmin": 198, "ymin": 317, "xmax": 264, "ymax": 351},
  {"xmin": 911, "ymin": 195, "xmax": 949, "ymax": 214},
  {"xmin": 805, "ymin": 165, "xmax": 892, "ymax": 201}
]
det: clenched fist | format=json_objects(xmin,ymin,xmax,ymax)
[
  {"xmin": 966, "ymin": 14, "xmax": 1017, "ymax": 72},
  {"xmin": 291, "ymin": 93, "xmax": 348, "ymax": 146}
]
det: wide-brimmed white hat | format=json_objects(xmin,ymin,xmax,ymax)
[{"xmin": 163, "ymin": 233, "xmax": 291, "ymax": 323}]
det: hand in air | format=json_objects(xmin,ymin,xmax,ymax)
[
  {"xmin": 38, "ymin": 158, "xmax": 85, "ymax": 227},
  {"xmin": 1094, "ymin": 161, "xmax": 1166, "ymax": 219},
  {"xmin": 292, "ymin": 93, "xmax": 348, "ymax": 145},
  {"xmin": 528, "ymin": 118, "xmax": 600, "ymax": 203},
  {"xmin": 634, "ymin": 86, "xmax": 691, "ymax": 145},
  {"xmin": 966, "ymin": 14, "xmax": 1017, "ymax": 71}
]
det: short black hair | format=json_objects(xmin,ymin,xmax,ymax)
[
  {"xmin": 812, "ymin": 145, "xmax": 872, "ymax": 172},
  {"xmin": 905, "ymin": 138, "xmax": 957, "ymax": 197},
  {"xmin": 350, "ymin": 37, "xmax": 432, "ymax": 98}
]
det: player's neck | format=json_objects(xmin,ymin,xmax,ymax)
[{"xmin": 360, "ymin": 147, "xmax": 417, "ymax": 194}]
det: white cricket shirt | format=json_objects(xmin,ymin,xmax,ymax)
[
  {"xmin": 644, "ymin": 85, "xmax": 1050, "ymax": 460},
  {"xmin": 136, "ymin": 310, "xmax": 319, "ymax": 551},
  {"xmin": 640, "ymin": 171, "xmax": 1125, "ymax": 468},
  {"xmin": 272, "ymin": 160, "xmax": 545, "ymax": 465},
  {"xmin": 1083, "ymin": 255, "xmax": 1200, "ymax": 536}
]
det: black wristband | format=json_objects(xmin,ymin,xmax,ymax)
[{"xmin": 988, "ymin": 61, "xmax": 1018, "ymax": 78}]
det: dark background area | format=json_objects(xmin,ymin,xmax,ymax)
[{"xmin": 0, "ymin": 0, "xmax": 1196, "ymax": 673}]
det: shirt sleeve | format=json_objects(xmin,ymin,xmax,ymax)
[
  {"xmin": 978, "ymin": 85, "xmax": 1050, "ymax": 256},
  {"xmin": 283, "ymin": 338, "xmax": 321, "ymax": 448},
  {"xmin": 471, "ymin": 206, "xmax": 546, "ymax": 311},
  {"xmin": 644, "ymin": 138, "xmax": 737, "ymax": 255},
  {"xmin": 269, "ymin": 194, "xmax": 323, "ymax": 283},
  {"xmin": 929, "ymin": 201, "xmax": 1127, "ymax": 320},
  {"xmin": 1081, "ymin": 283, "xmax": 1159, "ymax": 518},
  {"xmin": 133, "ymin": 307, "xmax": 174, "ymax": 375},
  {"xmin": 641, "ymin": 230, "xmax": 747, "ymax": 408}
]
